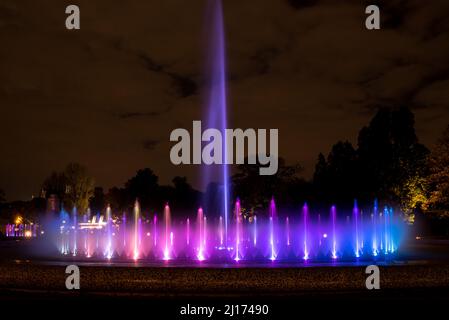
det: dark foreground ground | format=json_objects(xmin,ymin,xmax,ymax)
[
  {"xmin": 1, "ymin": 262, "xmax": 449, "ymax": 317},
  {"xmin": 2, "ymin": 261, "xmax": 449, "ymax": 295},
  {"xmin": 1, "ymin": 238, "xmax": 449, "ymax": 317}
]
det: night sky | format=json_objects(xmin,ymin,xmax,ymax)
[{"xmin": 1, "ymin": 0, "xmax": 449, "ymax": 200}]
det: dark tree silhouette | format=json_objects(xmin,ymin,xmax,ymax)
[
  {"xmin": 357, "ymin": 107, "xmax": 428, "ymax": 205},
  {"xmin": 232, "ymin": 157, "xmax": 304, "ymax": 215},
  {"xmin": 124, "ymin": 168, "xmax": 159, "ymax": 211},
  {"xmin": 313, "ymin": 141, "xmax": 358, "ymax": 208},
  {"xmin": 172, "ymin": 176, "xmax": 200, "ymax": 210},
  {"xmin": 90, "ymin": 187, "xmax": 105, "ymax": 214},
  {"xmin": 312, "ymin": 107, "xmax": 428, "ymax": 212},
  {"xmin": 106, "ymin": 187, "xmax": 128, "ymax": 212},
  {"xmin": 105, "ymin": 169, "xmax": 200, "ymax": 214},
  {"xmin": 42, "ymin": 171, "xmax": 67, "ymax": 202}
]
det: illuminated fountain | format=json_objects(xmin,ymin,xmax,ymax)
[
  {"xmin": 54, "ymin": 0, "xmax": 406, "ymax": 264},
  {"xmin": 202, "ymin": 0, "xmax": 230, "ymax": 249},
  {"xmin": 57, "ymin": 199, "xmax": 404, "ymax": 263}
]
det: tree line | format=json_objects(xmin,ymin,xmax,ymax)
[
  {"xmin": 1, "ymin": 107, "xmax": 448, "ymax": 224},
  {"xmin": 235, "ymin": 107, "xmax": 449, "ymax": 222}
]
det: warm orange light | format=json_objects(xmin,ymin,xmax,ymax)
[
  {"xmin": 24, "ymin": 230, "xmax": 32, "ymax": 238},
  {"xmin": 15, "ymin": 216, "xmax": 23, "ymax": 225}
]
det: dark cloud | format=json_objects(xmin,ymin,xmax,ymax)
[
  {"xmin": 168, "ymin": 73, "xmax": 198, "ymax": 98},
  {"xmin": 378, "ymin": 0, "xmax": 412, "ymax": 29},
  {"xmin": 1, "ymin": 0, "xmax": 449, "ymax": 200},
  {"xmin": 250, "ymin": 47, "xmax": 281, "ymax": 75},
  {"xmin": 137, "ymin": 53, "xmax": 165, "ymax": 72},
  {"xmin": 138, "ymin": 53, "xmax": 198, "ymax": 98}
]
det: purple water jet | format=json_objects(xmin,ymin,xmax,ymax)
[
  {"xmin": 163, "ymin": 204, "xmax": 172, "ymax": 260},
  {"xmin": 269, "ymin": 198, "xmax": 276, "ymax": 261},
  {"xmin": 302, "ymin": 204, "xmax": 309, "ymax": 260},
  {"xmin": 353, "ymin": 200, "xmax": 360, "ymax": 257},
  {"xmin": 186, "ymin": 218, "xmax": 190, "ymax": 246},
  {"xmin": 253, "ymin": 215, "xmax": 257, "ymax": 247},
  {"xmin": 133, "ymin": 200, "xmax": 140, "ymax": 260},
  {"xmin": 234, "ymin": 200, "xmax": 242, "ymax": 261},
  {"xmin": 197, "ymin": 208, "xmax": 205, "ymax": 261},
  {"xmin": 331, "ymin": 205, "xmax": 337, "ymax": 259},
  {"xmin": 105, "ymin": 205, "xmax": 112, "ymax": 259},
  {"xmin": 203, "ymin": 0, "xmax": 230, "ymax": 249}
]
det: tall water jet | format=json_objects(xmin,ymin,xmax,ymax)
[
  {"xmin": 331, "ymin": 205, "xmax": 337, "ymax": 259},
  {"xmin": 253, "ymin": 215, "xmax": 257, "ymax": 247},
  {"xmin": 360, "ymin": 210, "xmax": 364, "ymax": 252},
  {"xmin": 269, "ymin": 198, "xmax": 276, "ymax": 261},
  {"xmin": 383, "ymin": 206, "xmax": 392, "ymax": 255},
  {"xmin": 105, "ymin": 204, "xmax": 112, "ymax": 259},
  {"xmin": 353, "ymin": 200, "xmax": 360, "ymax": 257},
  {"xmin": 72, "ymin": 207, "xmax": 77, "ymax": 256},
  {"xmin": 197, "ymin": 208, "xmax": 205, "ymax": 260},
  {"xmin": 186, "ymin": 218, "xmax": 190, "ymax": 246},
  {"xmin": 59, "ymin": 208, "xmax": 69, "ymax": 254},
  {"xmin": 219, "ymin": 216, "xmax": 224, "ymax": 247},
  {"xmin": 163, "ymin": 204, "xmax": 172, "ymax": 260},
  {"xmin": 234, "ymin": 199, "xmax": 241, "ymax": 261},
  {"xmin": 302, "ymin": 203, "xmax": 309, "ymax": 260},
  {"xmin": 138, "ymin": 217, "xmax": 142, "ymax": 254},
  {"xmin": 204, "ymin": 216, "xmax": 207, "ymax": 247},
  {"xmin": 95, "ymin": 215, "xmax": 101, "ymax": 253},
  {"xmin": 203, "ymin": 0, "xmax": 230, "ymax": 248},
  {"xmin": 286, "ymin": 217, "xmax": 290, "ymax": 246},
  {"xmin": 122, "ymin": 212, "xmax": 127, "ymax": 252},
  {"xmin": 372, "ymin": 200, "xmax": 378, "ymax": 256},
  {"xmin": 85, "ymin": 209, "xmax": 91, "ymax": 258},
  {"xmin": 153, "ymin": 214, "xmax": 157, "ymax": 247},
  {"xmin": 389, "ymin": 207, "xmax": 395, "ymax": 253},
  {"xmin": 133, "ymin": 200, "xmax": 140, "ymax": 260},
  {"xmin": 317, "ymin": 214, "xmax": 322, "ymax": 247}
]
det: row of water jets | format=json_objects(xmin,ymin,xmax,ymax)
[{"xmin": 58, "ymin": 199, "xmax": 402, "ymax": 262}]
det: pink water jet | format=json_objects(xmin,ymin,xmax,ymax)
[
  {"xmin": 234, "ymin": 200, "xmax": 242, "ymax": 261},
  {"xmin": 302, "ymin": 204, "xmax": 309, "ymax": 260},
  {"xmin": 196, "ymin": 208, "xmax": 206, "ymax": 261},
  {"xmin": 269, "ymin": 198, "xmax": 276, "ymax": 261},
  {"xmin": 163, "ymin": 204, "xmax": 172, "ymax": 260}
]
